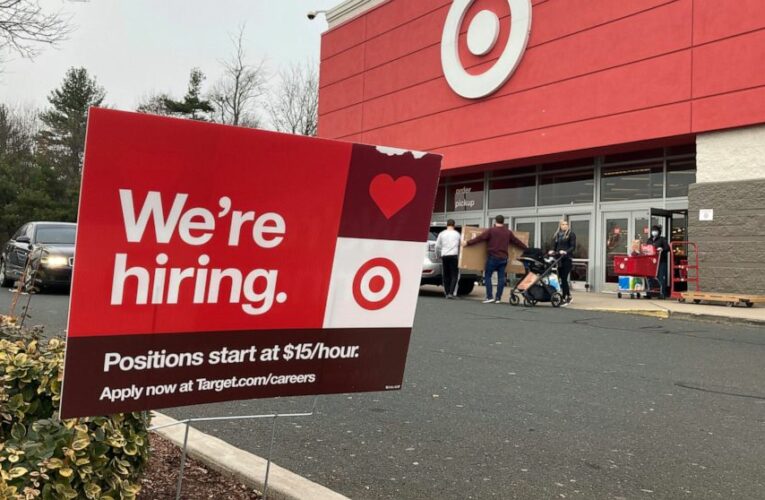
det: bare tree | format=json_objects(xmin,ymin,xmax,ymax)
[
  {"xmin": 266, "ymin": 61, "xmax": 318, "ymax": 136},
  {"xmin": 0, "ymin": 0, "xmax": 71, "ymax": 60},
  {"xmin": 0, "ymin": 103, "xmax": 38, "ymax": 160},
  {"xmin": 135, "ymin": 92, "xmax": 173, "ymax": 116},
  {"xmin": 209, "ymin": 24, "xmax": 267, "ymax": 127}
]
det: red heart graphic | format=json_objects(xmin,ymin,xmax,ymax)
[{"xmin": 369, "ymin": 174, "xmax": 417, "ymax": 219}]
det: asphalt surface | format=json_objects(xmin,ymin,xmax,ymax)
[
  {"xmin": 0, "ymin": 287, "xmax": 70, "ymax": 334},
  {"xmin": 4, "ymin": 289, "xmax": 765, "ymax": 499}
]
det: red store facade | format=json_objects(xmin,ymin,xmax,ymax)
[{"xmin": 318, "ymin": 0, "xmax": 765, "ymax": 293}]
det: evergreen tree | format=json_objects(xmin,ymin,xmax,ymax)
[
  {"xmin": 37, "ymin": 67, "xmax": 105, "ymax": 219},
  {"xmin": 136, "ymin": 93, "xmax": 174, "ymax": 116},
  {"xmin": 0, "ymin": 105, "xmax": 69, "ymax": 240},
  {"xmin": 161, "ymin": 68, "xmax": 214, "ymax": 121}
]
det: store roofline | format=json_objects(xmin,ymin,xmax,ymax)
[{"xmin": 327, "ymin": 0, "xmax": 387, "ymax": 28}]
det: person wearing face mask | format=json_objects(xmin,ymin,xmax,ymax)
[
  {"xmin": 647, "ymin": 225, "xmax": 671, "ymax": 298},
  {"xmin": 550, "ymin": 219, "xmax": 576, "ymax": 306}
]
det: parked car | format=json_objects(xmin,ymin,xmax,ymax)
[
  {"xmin": 421, "ymin": 224, "xmax": 479, "ymax": 296},
  {"xmin": 0, "ymin": 222, "xmax": 76, "ymax": 292}
]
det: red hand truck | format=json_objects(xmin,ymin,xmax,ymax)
[{"xmin": 669, "ymin": 241, "xmax": 699, "ymax": 299}]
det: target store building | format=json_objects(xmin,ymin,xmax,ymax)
[{"xmin": 317, "ymin": 0, "xmax": 765, "ymax": 294}]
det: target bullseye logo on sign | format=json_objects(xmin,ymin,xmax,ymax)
[
  {"xmin": 352, "ymin": 257, "xmax": 401, "ymax": 310},
  {"xmin": 441, "ymin": 0, "xmax": 532, "ymax": 99},
  {"xmin": 323, "ymin": 238, "xmax": 424, "ymax": 328}
]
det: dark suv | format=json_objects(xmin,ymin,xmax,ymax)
[
  {"xmin": 0, "ymin": 222, "xmax": 76, "ymax": 292},
  {"xmin": 421, "ymin": 224, "xmax": 479, "ymax": 296}
]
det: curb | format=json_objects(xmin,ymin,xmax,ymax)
[
  {"xmin": 575, "ymin": 307, "xmax": 765, "ymax": 326},
  {"xmin": 151, "ymin": 412, "xmax": 349, "ymax": 500},
  {"xmin": 580, "ymin": 308, "xmax": 670, "ymax": 320},
  {"xmin": 667, "ymin": 311, "xmax": 765, "ymax": 327}
]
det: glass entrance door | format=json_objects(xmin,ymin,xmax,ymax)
[
  {"xmin": 602, "ymin": 210, "xmax": 650, "ymax": 286},
  {"xmin": 512, "ymin": 216, "xmax": 569, "ymax": 250},
  {"xmin": 539, "ymin": 217, "xmax": 561, "ymax": 254},
  {"xmin": 514, "ymin": 215, "xmax": 592, "ymax": 288},
  {"xmin": 604, "ymin": 213, "xmax": 629, "ymax": 284},
  {"xmin": 514, "ymin": 217, "xmax": 536, "ymax": 248},
  {"xmin": 568, "ymin": 215, "xmax": 591, "ymax": 287}
]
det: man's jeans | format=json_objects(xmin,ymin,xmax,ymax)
[{"xmin": 484, "ymin": 255, "xmax": 508, "ymax": 300}]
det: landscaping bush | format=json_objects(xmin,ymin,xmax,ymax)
[{"xmin": 0, "ymin": 320, "xmax": 150, "ymax": 499}]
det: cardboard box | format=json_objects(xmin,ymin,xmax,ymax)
[{"xmin": 458, "ymin": 227, "xmax": 529, "ymax": 274}]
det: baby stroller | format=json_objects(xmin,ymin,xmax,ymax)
[{"xmin": 509, "ymin": 248, "xmax": 566, "ymax": 308}]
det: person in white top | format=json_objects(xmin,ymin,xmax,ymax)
[{"xmin": 435, "ymin": 219, "xmax": 462, "ymax": 298}]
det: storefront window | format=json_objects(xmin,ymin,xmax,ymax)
[
  {"xmin": 600, "ymin": 163, "xmax": 663, "ymax": 202},
  {"xmin": 488, "ymin": 176, "xmax": 535, "ymax": 209},
  {"xmin": 514, "ymin": 222, "xmax": 535, "ymax": 248},
  {"xmin": 665, "ymin": 144, "xmax": 695, "ymax": 156},
  {"xmin": 540, "ymin": 221, "xmax": 559, "ymax": 252},
  {"xmin": 489, "ymin": 165, "xmax": 537, "ymax": 178},
  {"xmin": 670, "ymin": 212, "xmax": 687, "ymax": 243},
  {"xmin": 570, "ymin": 263, "xmax": 588, "ymax": 282},
  {"xmin": 670, "ymin": 212, "xmax": 689, "ymax": 269},
  {"xmin": 570, "ymin": 220, "xmax": 589, "ymax": 259},
  {"xmin": 538, "ymin": 169, "xmax": 594, "ymax": 206},
  {"xmin": 447, "ymin": 180, "xmax": 484, "ymax": 211},
  {"xmin": 433, "ymin": 183, "xmax": 446, "ymax": 214},
  {"xmin": 543, "ymin": 158, "xmax": 593, "ymax": 171},
  {"xmin": 635, "ymin": 216, "xmax": 650, "ymax": 243},
  {"xmin": 604, "ymin": 217, "xmax": 628, "ymax": 283},
  {"xmin": 603, "ymin": 148, "xmax": 663, "ymax": 164},
  {"xmin": 666, "ymin": 158, "xmax": 696, "ymax": 197},
  {"xmin": 570, "ymin": 219, "xmax": 590, "ymax": 283}
]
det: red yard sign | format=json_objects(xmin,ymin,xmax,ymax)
[{"xmin": 60, "ymin": 108, "xmax": 440, "ymax": 419}]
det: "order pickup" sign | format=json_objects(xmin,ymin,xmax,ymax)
[{"xmin": 60, "ymin": 108, "xmax": 440, "ymax": 419}]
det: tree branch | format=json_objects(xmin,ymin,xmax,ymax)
[{"xmin": 0, "ymin": 0, "xmax": 71, "ymax": 60}]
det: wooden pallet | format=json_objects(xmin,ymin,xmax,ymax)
[{"xmin": 679, "ymin": 291, "xmax": 765, "ymax": 308}]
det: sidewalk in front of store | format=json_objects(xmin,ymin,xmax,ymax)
[
  {"xmin": 427, "ymin": 285, "xmax": 765, "ymax": 326},
  {"xmin": 564, "ymin": 291, "xmax": 765, "ymax": 325}
]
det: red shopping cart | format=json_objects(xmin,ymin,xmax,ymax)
[{"xmin": 613, "ymin": 253, "xmax": 661, "ymax": 299}]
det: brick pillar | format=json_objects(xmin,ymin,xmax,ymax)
[{"xmin": 687, "ymin": 179, "xmax": 765, "ymax": 295}]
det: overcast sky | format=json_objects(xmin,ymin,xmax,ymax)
[{"xmin": 0, "ymin": 0, "xmax": 343, "ymax": 110}]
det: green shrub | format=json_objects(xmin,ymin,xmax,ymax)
[{"xmin": 0, "ymin": 321, "xmax": 150, "ymax": 499}]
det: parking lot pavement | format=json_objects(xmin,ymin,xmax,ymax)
[
  {"xmin": 0, "ymin": 287, "xmax": 70, "ymax": 335},
  {"xmin": 6, "ymin": 290, "xmax": 765, "ymax": 499},
  {"xmin": 166, "ymin": 294, "xmax": 765, "ymax": 500}
]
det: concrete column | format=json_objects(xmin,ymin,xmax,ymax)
[{"xmin": 689, "ymin": 125, "xmax": 765, "ymax": 294}]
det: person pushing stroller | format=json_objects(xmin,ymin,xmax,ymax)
[{"xmin": 549, "ymin": 219, "xmax": 576, "ymax": 306}]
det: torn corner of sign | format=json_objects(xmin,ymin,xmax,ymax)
[{"xmin": 375, "ymin": 145, "xmax": 427, "ymax": 159}]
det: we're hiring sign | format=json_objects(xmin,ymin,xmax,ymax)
[{"xmin": 60, "ymin": 109, "xmax": 440, "ymax": 419}]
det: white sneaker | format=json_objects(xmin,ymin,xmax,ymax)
[
  {"xmin": 494, "ymin": 299, "xmax": 501, "ymax": 304},
  {"xmin": 482, "ymin": 298, "xmax": 494, "ymax": 304}
]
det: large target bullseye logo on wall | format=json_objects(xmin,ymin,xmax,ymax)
[{"xmin": 441, "ymin": 0, "xmax": 533, "ymax": 99}]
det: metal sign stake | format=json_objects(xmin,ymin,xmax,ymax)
[
  {"xmin": 147, "ymin": 396, "xmax": 320, "ymax": 500},
  {"xmin": 262, "ymin": 415, "xmax": 279, "ymax": 500},
  {"xmin": 175, "ymin": 419, "xmax": 191, "ymax": 500}
]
